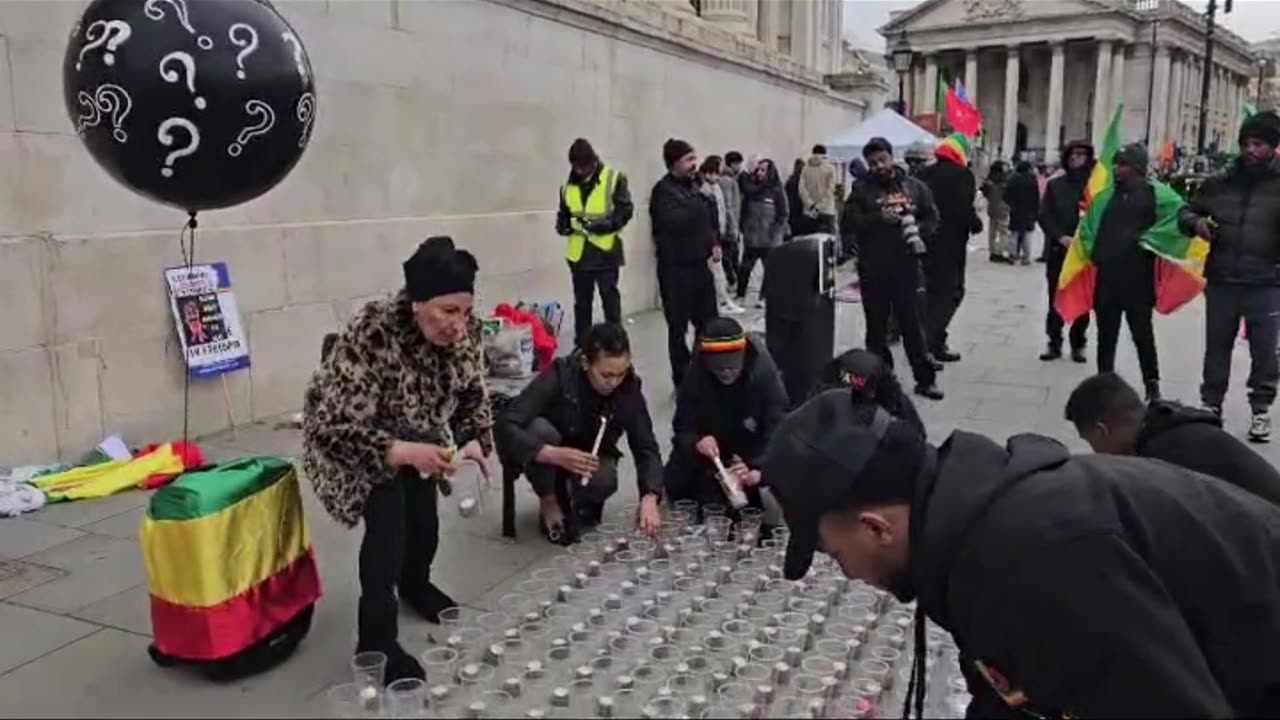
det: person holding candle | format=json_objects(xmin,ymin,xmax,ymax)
[
  {"xmin": 495, "ymin": 322, "xmax": 663, "ymax": 545},
  {"xmin": 302, "ymin": 236, "xmax": 494, "ymax": 683}
]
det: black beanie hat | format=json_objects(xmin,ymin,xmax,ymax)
[
  {"xmin": 663, "ymin": 138, "xmax": 695, "ymax": 168},
  {"xmin": 403, "ymin": 236, "xmax": 478, "ymax": 302},
  {"xmin": 568, "ymin": 138, "xmax": 598, "ymax": 165},
  {"xmin": 862, "ymin": 136, "xmax": 893, "ymax": 159},
  {"xmin": 1114, "ymin": 143, "xmax": 1149, "ymax": 174},
  {"xmin": 1240, "ymin": 111, "xmax": 1280, "ymax": 148}
]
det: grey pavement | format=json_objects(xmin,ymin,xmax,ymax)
[{"xmin": 0, "ymin": 235, "xmax": 1271, "ymax": 717}]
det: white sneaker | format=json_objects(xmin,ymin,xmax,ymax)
[
  {"xmin": 1249, "ymin": 412, "xmax": 1272, "ymax": 444},
  {"xmin": 720, "ymin": 299, "xmax": 745, "ymax": 315}
]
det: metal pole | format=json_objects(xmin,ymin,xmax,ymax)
[
  {"xmin": 1145, "ymin": 19, "xmax": 1159, "ymax": 146},
  {"xmin": 1259, "ymin": 63, "xmax": 1267, "ymax": 107},
  {"xmin": 898, "ymin": 75, "xmax": 906, "ymax": 114},
  {"xmin": 1197, "ymin": 0, "xmax": 1217, "ymax": 153}
]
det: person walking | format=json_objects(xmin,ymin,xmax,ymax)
[
  {"xmin": 917, "ymin": 137, "xmax": 982, "ymax": 363},
  {"xmin": 785, "ymin": 158, "xmax": 808, "ymax": 237},
  {"xmin": 719, "ymin": 151, "xmax": 746, "ymax": 310},
  {"xmin": 302, "ymin": 236, "xmax": 492, "ymax": 683},
  {"xmin": 1092, "ymin": 145, "xmax": 1163, "ymax": 402},
  {"xmin": 737, "ymin": 158, "xmax": 788, "ymax": 308},
  {"xmin": 799, "ymin": 144, "xmax": 838, "ymax": 234},
  {"xmin": 840, "ymin": 137, "xmax": 943, "ymax": 400},
  {"xmin": 981, "ymin": 161, "xmax": 1012, "ymax": 263},
  {"xmin": 650, "ymin": 138, "xmax": 720, "ymax": 389},
  {"xmin": 556, "ymin": 138, "xmax": 633, "ymax": 348},
  {"xmin": 1005, "ymin": 161, "xmax": 1040, "ymax": 265},
  {"xmin": 698, "ymin": 156, "xmax": 742, "ymax": 316},
  {"xmin": 1039, "ymin": 140, "xmax": 1095, "ymax": 363},
  {"xmin": 1179, "ymin": 110, "xmax": 1280, "ymax": 443}
]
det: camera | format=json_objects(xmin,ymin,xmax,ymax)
[{"xmin": 900, "ymin": 213, "xmax": 926, "ymax": 256}]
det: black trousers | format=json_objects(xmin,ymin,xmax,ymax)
[
  {"xmin": 1201, "ymin": 283, "xmax": 1280, "ymax": 410},
  {"xmin": 862, "ymin": 263, "xmax": 936, "ymax": 386},
  {"xmin": 1095, "ymin": 276, "xmax": 1159, "ymax": 385},
  {"xmin": 571, "ymin": 267, "xmax": 621, "ymax": 347},
  {"xmin": 720, "ymin": 239, "xmax": 740, "ymax": 289},
  {"xmin": 924, "ymin": 249, "xmax": 966, "ymax": 353},
  {"xmin": 738, "ymin": 246, "xmax": 771, "ymax": 298},
  {"xmin": 663, "ymin": 444, "xmax": 764, "ymax": 516},
  {"xmin": 358, "ymin": 468, "xmax": 440, "ymax": 648},
  {"xmin": 1045, "ymin": 254, "xmax": 1090, "ymax": 350},
  {"xmin": 659, "ymin": 263, "xmax": 718, "ymax": 386},
  {"xmin": 521, "ymin": 418, "xmax": 619, "ymax": 506}
]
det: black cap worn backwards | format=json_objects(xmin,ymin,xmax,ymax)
[{"xmin": 764, "ymin": 389, "xmax": 926, "ymax": 580}]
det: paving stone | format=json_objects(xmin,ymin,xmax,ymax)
[
  {"xmin": 26, "ymin": 492, "xmax": 150, "ymax": 529},
  {"xmin": 6, "ymin": 535, "xmax": 146, "ymax": 614},
  {"xmin": 0, "ymin": 518, "xmax": 85, "ymax": 559},
  {"xmin": 69, "ymin": 583, "xmax": 152, "ymax": 636},
  {"xmin": 0, "ymin": 602, "xmax": 98, "ymax": 675},
  {"xmin": 0, "ymin": 558, "xmax": 64, "ymax": 600}
]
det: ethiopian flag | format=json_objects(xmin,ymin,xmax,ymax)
[
  {"xmin": 1054, "ymin": 107, "xmax": 1210, "ymax": 323},
  {"xmin": 141, "ymin": 457, "xmax": 321, "ymax": 661}
]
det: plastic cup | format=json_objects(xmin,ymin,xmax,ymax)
[
  {"xmin": 385, "ymin": 677, "xmax": 427, "ymax": 719},
  {"xmin": 351, "ymin": 651, "xmax": 387, "ymax": 692},
  {"xmin": 328, "ymin": 682, "xmax": 381, "ymax": 718},
  {"xmin": 419, "ymin": 647, "xmax": 459, "ymax": 686}
]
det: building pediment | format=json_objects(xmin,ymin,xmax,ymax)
[{"xmin": 880, "ymin": 0, "xmax": 1128, "ymax": 35}]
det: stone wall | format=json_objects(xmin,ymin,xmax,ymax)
[{"xmin": 0, "ymin": 0, "xmax": 864, "ymax": 463}]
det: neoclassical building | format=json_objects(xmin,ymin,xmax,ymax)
[
  {"xmin": 680, "ymin": 0, "xmax": 849, "ymax": 74},
  {"xmin": 880, "ymin": 0, "xmax": 1258, "ymax": 162}
]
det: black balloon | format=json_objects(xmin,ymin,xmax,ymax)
[{"xmin": 62, "ymin": 0, "xmax": 317, "ymax": 212}]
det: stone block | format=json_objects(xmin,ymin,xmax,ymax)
[
  {"xmin": 184, "ymin": 226, "xmax": 289, "ymax": 314},
  {"xmin": 0, "ymin": 0, "xmax": 87, "ymax": 43},
  {"xmin": 326, "ymin": 0, "xmax": 396, "ymax": 27},
  {"xmin": 0, "ymin": 236, "xmax": 49, "ymax": 353},
  {"xmin": 46, "ymin": 233, "xmax": 176, "ymax": 345},
  {"xmin": 0, "ymin": 36, "xmax": 13, "ymax": 133},
  {"xmin": 7, "ymin": 36, "xmax": 67, "ymax": 134},
  {"xmin": 50, "ymin": 339, "xmax": 104, "ymax": 458},
  {"xmin": 0, "ymin": 603, "xmax": 98, "ymax": 675},
  {"xmin": 0, "ymin": 347, "xmax": 58, "ymax": 464},
  {"xmin": 247, "ymin": 303, "xmax": 338, "ymax": 420},
  {"xmin": 280, "ymin": 223, "xmax": 399, "ymax": 306}
]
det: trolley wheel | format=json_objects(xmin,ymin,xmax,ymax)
[{"xmin": 147, "ymin": 643, "xmax": 177, "ymax": 668}]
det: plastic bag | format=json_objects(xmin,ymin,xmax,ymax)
[{"xmin": 483, "ymin": 320, "xmax": 535, "ymax": 378}]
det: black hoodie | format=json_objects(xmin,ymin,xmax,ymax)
[
  {"xmin": 913, "ymin": 430, "xmax": 1280, "ymax": 718},
  {"xmin": 1136, "ymin": 400, "xmax": 1280, "ymax": 506},
  {"xmin": 1039, "ymin": 141, "xmax": 1095, "ymax": 263}
]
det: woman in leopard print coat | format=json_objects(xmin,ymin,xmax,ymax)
[{"xmin": 302, "ymin": 236, "xmax": 493, "ymax": 684}]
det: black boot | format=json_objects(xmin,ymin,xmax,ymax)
[
  {"xmin": 1144, "ymin": 381, "xmax": 1161, "ymax": 404},
  {"xmin": 1039, "ymin": 345, "xmax": 1062, "ymax": 361},
  {"xmin": 401, "ymin": 582, "xmax": 459, "ymax": 625},
  {"xmin": 356, "ymin": 597, "xmax": 424, "ymax": 683},
  {"xmin": 1070, "ymin": 347, "xmax": 1087, "ymax": 363},
  {"xmin": 914, "ymin": 383, "xmax": 944, "ymax": 401},
  {"xmin": 934, "ymin": 347, "xmax": 961, "ymax": 362}
]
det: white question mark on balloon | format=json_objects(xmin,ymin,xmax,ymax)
[
  {"xmin": 227, "ymin": 100, "xmax": 277, "ymax": 157},
  {"xmin": 143, "ymin": 0, "xmax": 213, "ymax": 49},
  {"xmin": 75, "ymin": 84, "xmax": 133, "ymax": 143},
  {"xmin": 228, "ymin": 23, "xmax": 259, "ymax": 80},
  {"xmin": 76, "ymin": 20, "xmax": 132, "ymax": 70},
  {"xmin": 160, "ymin": 51, "xmax": 206, "ymax": 110},
  {"xmin": 157, "ymin": 117, "xmax": 201, "ymax": 178},
  {"xmin": 281, "ymin": 32, "xmax": 308, "ymax": 85},
  {"xmin": 296, "ymin": 92, "xmax": 316, "ymax": 148}
]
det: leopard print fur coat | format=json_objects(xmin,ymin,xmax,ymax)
[{"xmin": 302, "ymin": 291, "xmax": 494, "ymax": 527}]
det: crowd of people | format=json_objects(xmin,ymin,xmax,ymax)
[{"xmin": 294, "ymin": 114, "xmax": 1280, "ymax": 714}]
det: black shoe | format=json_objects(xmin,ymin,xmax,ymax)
[
  {"xmin": 934, "ymin": 348, "xmax": 961, "ymax": 362},
  {"xmin": 1039, "ymin": 346, "xmax": 1062, "ymax": 361},
  {"xmin": 401, "ymin": 582, "xmax": 458, "ymax": 624},
  {"xmin": 1070, "ymin": 347, "xmax": 1087, "ymax": 363},
  {"xmin": 927, "ymin": 356, "xmax": 945, "ymax": 372},
  {"xmin": 539, "ymin": 515, "xmax": 578, "ymax": 546},
  {"xmin": 575, "ymin": 501, "xmax": 604, "ymax": 529},
  {"xmin": 914, "ymin": 383, "xmax": 944, "ymax": 401},
  {"xmin": 1144, "ymin": 382, "xmax": 1161, "ymax": 404}
]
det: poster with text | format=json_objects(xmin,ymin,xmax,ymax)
[{"xmin": 164, "ymin": 262, "xmax": 251, "ymax": 378}]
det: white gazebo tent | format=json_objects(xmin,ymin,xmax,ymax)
[{"xmin": 824, "ymin": 108, "xmax": 939, "ymax": 163}]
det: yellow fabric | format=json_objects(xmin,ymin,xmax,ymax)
[
  {"xmin": 563, "ymin": 165, "xmax": 618, "ymax": 262},
  {"xmin": 31, "ymin": 446, "xmax": 184, "ymax": 502},
  {"xmin": 141, "ymin": 469, "xmax": 311, "ymax": 607}
]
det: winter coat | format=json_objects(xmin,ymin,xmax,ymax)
[
  {"xmin": 718, "ymin": 170, "xmax": 743, "ymax": 241},
  {"xmin": 1039, "ymin": 144, "xmax": 1095, "ymax": 263},
  {"xmin": 916, "ymin": 158, "xmax": 981, "ymax": 256},
  {"xmin": 1092, "ymin": 178, "xmax": 1157, "ymax": 281},
  {"xmin": 840, "ymin": 168, "xmax": 938, "ymax": 280},
  {"xmin": 555, "ymin": 165, "xmax": 634, "ymax": 271},
  {"xmin": 1005, "ymin": 170, "xmax": 1041, "ymax": 232},
  {"xmin": 799, "ymin": 154, "xmax": 838, "ymax": 216},
  {"xmin": 981, "ymin": 175, "xmax": 1010, "ymax": 222},
  {"xmin": 741, "ymin": 175, "xmax": 789, "ymax": 249},
  {"xmin": 808, "ymin": 348, "xmax": 924, "ymax": 433},
  {"xmin": 302, "ymin": 292, "xmax": 494, "ymax": 527},
  {"xmin": 494, "ymin": 352, "xmax": 664, "ymax": 497},
  {"xmin": 917, "ymin": 431, "xmax": 1280, "ymax": 717},
  {"xmin": 650, "ymin": 173, "xmax": 717, "ymax": 266},
  {"xmin": 1179, "ymin": 157, "xmax": 1280, "ymax": 285}
]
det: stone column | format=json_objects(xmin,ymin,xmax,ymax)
[
  {"xmin": 1046, "ymin": 42, "xmax": 1065, "ymax": 163},
  {"xmin": 1166, "ymin": 56, "xmax": 1184, "ymax": 148},
  {"xmin": 1002, "ymin": 45, "xmax": 1021, "ymax": 159},
  {"xmin": 701, "ymin": 0, "xmax": 753, "ymax": 35},
  {"xmin": 913, "ymin": 60, "xmax": 926, "ymax": 115},
  {"xmin": 829, "ymin": 0, "xmax": 843, "ymax": 74},
  {"xmin": 965, "ymin": 49, "xmax": 979, "ymax": 100},
  {"xmin": 1092, "ymin": 40, "xmax": 1113, "ymax": 146},
  {"xmin": 756, "ymin": 0, "xmax": 779, "ymax": 50},
  {"xmin": 1147, "ymin": 44, "xmax": 1171, "ymax": 150},
  {"xmin": 790, "ymin": 0, "xmax": 815, "ymax": 68},
  {"xmin": 1110, "ymin": 44, "xmax": 1127, "ymax": 118},
  {"xmin": 923, "ymin": 54, "xmax": 939, "ymax": 114}
]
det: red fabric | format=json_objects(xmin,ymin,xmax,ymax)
[
  {"xmin": 944, "ymin": 88, "xmax": 982, "ymax": 138},
  {"xmin": 1153, "ymin": 257, "xmax": 1206, "ymax": 315},
  {"xmin": 493, "ymin": 303, "xmax": 558, "ymax": 369},
  {"xmin": 136, "ymin": 440, "xmax": 205, "ymax": 490},
  {"xmin": 149, "ymin": 548, "xmax": 321, "ymax": 661}
]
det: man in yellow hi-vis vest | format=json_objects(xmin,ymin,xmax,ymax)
[{"xmin": 557, "ymin": 138, "xmax": 634, "ymax": 347}]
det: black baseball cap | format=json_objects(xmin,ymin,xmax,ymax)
[{"xmin": 763, "ymin": 389, "xmax": 925, "ymax": 580}]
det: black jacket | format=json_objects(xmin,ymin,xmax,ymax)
[
  {"xmin": 915, "ymin": 431, "xmax": 1280, "ymax": 718},
  {"xmin": 649, "ymin": 173, "xmax": 716, "ymax": 266},
  {"xmin": 556, "ymin": 165, "xmax": 634, "ymax": 271},
  {"xmin": 1040, "ymin": 172, "xmax": 1091, "ymax": 263},
  {"xmin": 840, "ymin": 168, "xmax": 939, "ymax": 279},
  {"xmin": 1004, "ymin": 170, "xmax": 1041, "ymax": 232},
  {"xmin": 1092, "ymin": 179, "xmax": 1156, "ymax": 278},
  {"xmin": 916, "ymin": 159, "xmax": 981, "ymax": 256},
  {"xmin": 671, "ymin": 334, "xmax": 788, "ymax": 470},
  {"xmin": 809, "ymin": 348, "xmax": 924, "ymax": 433},
  {"xmin": 1179, "ymin": 157, "xmax": 1280, "ymax": 285},
  {"xmin": 1137, "ymin": 400, "xmax": 1280, "ymax": 507},
  {"xmin": 494, "ymin": 353, "xmax": 663, "ymax": 497}
]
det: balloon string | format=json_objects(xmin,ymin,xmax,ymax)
[{"xmin": 179, "ymin": 212, "xmax": 198, "ymax": 448}]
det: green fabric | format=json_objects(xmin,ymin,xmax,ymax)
[
  {"xmin": 1078, "ymin": 180, "xmax": 1190, "ymax": 260},
  {"xmin": 148, "ymin": 456, "xmax": 292, "ymax": 522}
]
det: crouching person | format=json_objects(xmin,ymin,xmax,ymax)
[
  {"xmin": 810, "ymin": 347, "xmax": 925, "ymax": 434},
  {"xmin": 496, "ymin": 323, "xmax": 662, "ymax": 544},
  {"xmin": 664, "ymin": 318, "xmax": 789, "ymax": 515}
]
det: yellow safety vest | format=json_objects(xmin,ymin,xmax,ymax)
[{"xmin": 562, "ymin": 165, "xmax": 620, "ymax": 263}]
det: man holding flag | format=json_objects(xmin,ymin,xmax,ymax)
[{"xmin": 1179, "ymin": 110, "xmax": 1280, "ymax": 443}]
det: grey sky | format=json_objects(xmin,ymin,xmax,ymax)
[{"xmin": 843, "ymin": 0, "xmax": 1280, "ymax": 51}]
